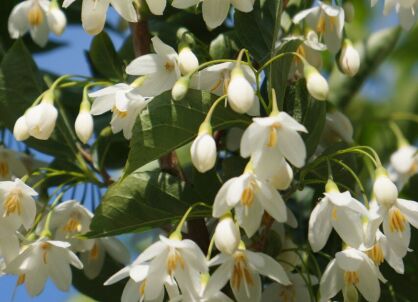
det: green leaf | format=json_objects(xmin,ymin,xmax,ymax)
[
  {"xmin": 88, "ymin": 32, "xmax": 124, "ymax": 81},
  {"xmin": 87, "ymin": 170, "xmax": 211, "ymax": 238},
  {"xmin": 124, "ymin": 89, "xmax": 250, "ymax": 176}
]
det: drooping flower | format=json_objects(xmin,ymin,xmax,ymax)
[
  {"xmin": 303, "ymin": 64, "xmax": 329, "ymax": 101},
  {"xmin": 338, "ymin": 39, "xmax": 361, "ymax": 77},
  {"xmin": 388, "ymin": 144, "xmax": 418, "ymax": 188},
  {"xmin": 89, "ymin": 83, "xmax": 151, "ymax": 139},
  {"xmin": 320, "ymin": 248, "xmax": 381, "ymax": 302},
  {"xmin": 0, "ymin": 147, "xmax": 29, "ymax": 181},
  {"xmin": 212, "ymin": 166, "xmax": 287, "ymax": 237},
  {"xmin": 293, "ymin": 1, "xmax": 345, "ymax": 53},
  {"xmin": 24, "ymin": 100, "xmax": 58, "ymax": 140},
  {"xmin": 172, "ymin": 0, "xmax": 255, "ymax": 29},
  {"xmin": 308, "ymin": 181, "xmax": 368, "ymax": 252},
  {"xmin": 0, "ymin": 178, "xmax": 37, "ymax": 230},
  {"xmin": 191, "ymin": 128, "xmax": 217, "ymax": 173},
  {"xmin": 63, "ymin": 0, "xmax": 137, "ymax": 35},
  {"xmin": 205, "ymin": 243, "xmax": 291, "ymax": 302},
  {"xmin": 126, "ymin": 37, "xmax": 181, "ymax": 97},
  {"xmin": 7, "ymin": 239, "xmax": 83, "ymax": 296},
  {"xmin": 178, "ymin": 46, "xmax": 199, "ymax": 76},
  {"xmin": 13, "ymin": 116, "xmax": 31, "ymax": 141},
  {"xmin": 75, "ymin": 108, "xmax": 94, "ymax": 144},
  {"xmin": 372, "ymin": 0, "xmax": 418, "ymax": 30},
  {"xmin": 213, "ymin": 213, "xmax": 241, "ymax": 255}
]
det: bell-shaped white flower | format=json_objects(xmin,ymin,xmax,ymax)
[
  {"xmin": 377, "ymin": 0, "xmax": 418, "ymax": 30},
  {"xmin": 205, "ymin": 243, "xmax": 291, "ymax": 302},
  {"xmin": 13, "ymin": 116, "xmax": 31, "ymax": 142},
  {"xmin": 240, "ymin": 111, "xmax": 307, "ymax": 179},
  {"xmin": 308, "ymin": 181, "xmax": 368, "ymax": 252},
  {"xmin": 178, "ymin": 47, "xmax": 199, "ymax": 76},
  {"xmin": 24, "ymin": 99, "xmax": 58, "ymax": 140},
  {"xmin": 213, "ymin": 166, "xmax": 287, "ymax": 237},
  {"xmin": 47, "ymin": 1, "xmax": 67, "ymax": 36},
  {"xmin": 81, "ymin": 237, "xmax": 130, "ymax": 279},
  {"xmin": 214, "ymin": 213, "xmax": 240, "ymax": 255},
  {"xmin": 227, "ymin": 67, "xmax": 256, "ymax": 114},
  {"xmin": 369, "ymin": 172, "xmax": 418, "ymax": 257},
  {"xmin": 320, "ymin": 248, "xmax": 381, "ymax": 302},
  {"xmin": 0, "ymin": 178, "xmax": 37, "ymax": 230},
  {"xmin": 63, "ymin": 0, "xmax": 137, "ymax": 35},
  {"xmin": 191, "ymin": 124, "xmax": 217, "ymax": 173},
  {"xmin": 0, "ymin": 147, "xmax": 29, "ymax": 181},
  {"xmin": 7, "ymin": 239, "xmax": 83, "ymax": 296},
  {"xmin": 89, "ymin": 83, "xmax": 151, "ymax": 139},
  {"xmin": 126, "ymin": 37, "xmax": 181, "ymax": 97},
  {"xmin": 303, "ymin": 64, "xmax": 329, "ymax": 101},
  {"xmin": 293, "ymin": 1, "xmax": 345, "ymax": 53},
  {"xmin": 125, "ymin": 234, "xmax": 207, "ymax": 300},
  {"xmin": 75, "ymin": 106, "xmax": 94, "ymax": 144},
  {"xmin": 44, "ymin": 200, "xmax": 94, "ymax": 252},
  {"xmin": 338, "ymin": 39, "xmax": 360, "ymax": 77},
  {"xmin": 388, "ymin": 145, "xmax": 418, "ymax": 188},
  {"xmin": 262, "ymin": 273, "xmax": 318, "ymax": 302},
  {"xmin": 172, "ymin": 0, "xmax": 254, "ymax": 29},
  {"xmin": 8, "ymin": 0, "xmax": 50, "ymax": 47}
]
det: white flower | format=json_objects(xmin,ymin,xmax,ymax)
[
  {"xmin": 13, "ymin": 116, "xmax": 31, "ymax": 141},
  {"xmin": 172, "ymin": 76, "xmax": 190, "ymax": 101},
  {"xmin": 24, "ymin": 101, "xmax": 58, "ymax": 140},
  {"xmin": 369, "ymin": 174, "xmax": 418, "ymax": 257},
  {"xmin": 47, "ymin": 1, "xmax": 67, "ymax": 36},
  {"xmin": 308, "ymin": 182, "xmax": 368, "ymax": 252},
  {"xmin": 338, "ymin": 39, "xmax": 360, "ymax": 77},
  {"xmin": 214, "ymin": 214, "xmax": 240, "ymax": 255},
  {"xmin": 178, "ymin": 47, "xmax": 199, "ymax": 76},
  {"xmin": 293, "ymin": 1, "xmax": 345, "ymax": 53},
  {"xmin": 378, "ymin": 0, "xmax": 418, "ymax": 30},
  {"xmin": 75, "ymin": 110, "xmax": 94, "ymax": 144},
  {"xmin": 320, "ymin": 248, "xmax": 380, "ymax": 302},
  {"xmin": 240, "ymin": 112, "xmax": 307, "ymax": 179},
  {"xmin": 63, "ymin": 0, "xmax": 137, "ymax": 35},
  {"xmin": 89, "ymin": 83, "xmax": 151, "ymax": 139},
  {"xmin": 197, "ymin": 62, "xmax": 260, "ymax": 116},
  {"xmin": 323, "ymin": 109, "xmax": 354, "ymax": 144},
  {"xmin": 227, "ymin": 67, "xmax": 256, "ymax": 114},
  {"xmin": 303, "ymin": 64, "xmax": 329, "ymax": 101},
  {"xmin": 388, "ymin": 145, "xmax": 418, "ymax": 188},
  {"xmin": 7, "ymin": 239, "xmax": 83, "ymax": 296},
  {"xmin": 125, "ymin": 235, "xmax": 208, "ymax": 300},
  {"xmin": 0, "ymin": 147, "xmax": 29, "ymax": 181},
  {"xmin": 0, "ymin": 178, "xmax": 37, "ymax": 230},
  {"xmin": 45, "ymin": 200, "xmax": 94, "ymax": 252},
  {"xmin": 0, "ymin": 220, "xmax": 20, "ymax": 263},
  {"xmin": 172, "ymin": 0, "xmax": 254, "ymax": 29},
  {"xmin": 262, "ymin": 273, "xmax": 318, "ymax": 302},
  {"xmin": 8, "ymin": 0, "xmax": 50, "ymax": 47},
  {"xmin": 191, "ymin": 131, "xmax": 217, "ymax": 173},
  {"xmin": 213, "ymin": 169, "xmax": 287, "ymax": 237},
  {"xmin": 205, "ymin": 246, "xmax": 291, "ymax": 302},
  {"xmin": 126, "ymin": 37, "xmax": 181, "ymax": 97},
  {"xmin": 81, "ymin": 237, "xmax": 130, "ymax": 279}
]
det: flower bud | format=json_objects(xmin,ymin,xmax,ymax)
[
  {"xmin": 13, "ymin": 116, "xmax": 30, "ymax": 141},
  {"xmin": 338, "ymin": 40, "xmax": 360, "ymax": 77},
  {"xmin": 373, "ymin": 170, "xmax": 398, "ymax": 207},
  {"xmin": 343, "ymin": 2, "xmax": 355, "ymax": 23},
  {"xmin": 214, "ymin": 214, "xmax": 240, "ymax": 254},
  {"xmin": 191, "ymin": 127, "xmax": 217, "ymax": 173},
  {"xmin": 304, "ymin": 64, "xmax": 329, "ymax": 101},
  {"xmin": 47, "ymin": 3, "xmax": 67, "ymax": 36},
  {"xmin": 172, "ymin": 76, "xmax": 190, "ymax": 101},
  {"xmin": 75, "ymin": 109, "xmax": 94, "ymax": 144},
  {"xmin": 178, "ymin": 47, "xmax": 199, "ymax": 75},
  {"xmin": 24, "ymin": 97, "xmax": 58, "ymax": 140},
  {"xmin": 227, "ymin": 67, "xmax": 255, "ymax": 113}
]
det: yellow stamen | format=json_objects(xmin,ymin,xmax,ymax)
[
  {"xmin": 3, "ymin": 189, "xmax": 22, "ymax": 217},
  {"xmin": 231, "ymin": 252, "xmax": 254, "ymax": 290},
  {"xmin": 164, "ymin": 61, "xmax": 174, "ymax": 72},
  {"xmin": 0, "ymin": 161, "xmax": 10, "ymax": 178},
  {"xmin": 388, "ymin": 207, "xmax": 406, "ymax": 233},
  {"xmin": 366, "ymin": 244, "xmax": 384, "ymax": 266},
  {"xmin": 316, "ymin": 14, "xmax": 326, "ymax": 33},
  {"xmin": 166, "ymin": 248, "xmax": 185, "ymax": 276},
  {"xmin": 17, "ymin": 274, "xmax": 26, "ymax": 286},
  {"xmin": 279, "ymin": 285, "xmax": 296, "ymax": 302},
  {"xmin": 331, "ymin": 207, "xmax": 337, "ymax": 220},
  {"xmin": 241, "ymin": 187, "xmax": 254, "ymax": 207},
  {"xmin": 40, "ymin": 242, "xmax": 51, "ymax": 264},
  {"xmin": 267, "ymin": 124, "xmax": 281, "ymax": 147},
  {"xmin": 344, "ymin": 271, "xmax": 359, "ymax": 285},
  {"xmin": 89, "ymin": 242, "xmax": 100, "ymax": 260},
  {"xmin": 139, "ymin": 280, "xmax": 146, "ymax": 296},
  {"xmin": 112, "ymin": 106, "xmax": 128, "ymax": 118},
  {"xmin": 63, "ymin": 215, "xmax": 82, "ymax": 233},
  {"xmin": 27, "ymin": 3, "xmax": 44, "ymax": 26}
]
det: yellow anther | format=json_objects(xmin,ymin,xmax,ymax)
[
  {"xmin": 40, "ymin": 242, "xmax": 51, "ymax": 264},
  {"xmin": 89, "ymin": 242, "xmax": 100, "ymax": 260},
  {"xmin": 27, "ymin": 3, "xmax": 44, "ymax": 26},
  {"xmin": 112, "ymin": 106, "xmax": 128, "ymax": 118},
  {"xmin": 0, "ymin": 161, "xmax": 10, "ymax": 178},
  {"xmin": 17, "ymin": 274, "xmax": 26, "ymax": 286},
  {"xmin": 166, "ymin": 248, "xmax": 185, "ymax": 275},
  {"xmin": 63, "ymin": 215, "xmax": 82, "ymax": 233},
  {"xmin": 366, "ymin": 244, "xmax": 384, "ymax": 266},
  {"xmin": 231, "ymin": 252, "xmax": 254, "ymax": 290},
  {"xmin": 241, "ymin": 187, "xmax": 254, "ymax": 207},
  {"xmin": 3, "ymin": 189, "xmax": 22, "ymax": 217},
  {"xmin": 267, "ymin": 124, "xmax": 281, "ymax": 147},
  {"xmin": 344, "ymin": 271, "xmax": 359, "ymax": 285},
  {"xmin": 316, "ymin": 15, "xmax": 326, "ymax": 33},
  {"xmin": 164, "ymin": 61, "xmax": 175, "ymax": 72},
  {"xmin": 388, "ymin": 208, "xmax": 406, "ymax": 233},
  {"xmin": 331, "ymin": 207, "xmax": 338, "ymax": 220}
]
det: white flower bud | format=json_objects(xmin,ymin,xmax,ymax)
[
  {"xmin": 214, "ymin": 214, "xmax": 240, "ymax": 254},
  {"xmin": 373, "ymin": 173, "xmax": 398, "ymax": 207},
  {"xmin": 304, "ymin": 64, "xmax": 329, "ymax": 101},
  {"xmin": 227, "ymin": 67, "xmax": 255, "ymax": 113},
  {"xmin": 172, "ymin": 76, "xmax": 190, "ymax": 101},
  {"xmin": 178, "ymin": 47, "xmax": 199, "ymax": 75},
  {"xmin": 13, "ymin": 116, "xmax": 30, "ymax": 141},
  {"xmin": 191, "ymin": 130, "xmax": 217, "ymax": 173},
  {"xmin": 343, "ymin": 2, "xmax": 355, "ymax": 23},
  {"xmin": 24, "ymin": 100, "xmax": 58, "ymax": 140},
  {"xmin": 75, "ymin": 110, "xmax": 94, "ymax": 144},
  {"xmin": 47, "ymin": 4, "xmax": 67, "ymax": 36},
  {"xmin": 338, "ymin": 40, "xmax": 360, "ymax": 77}
]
